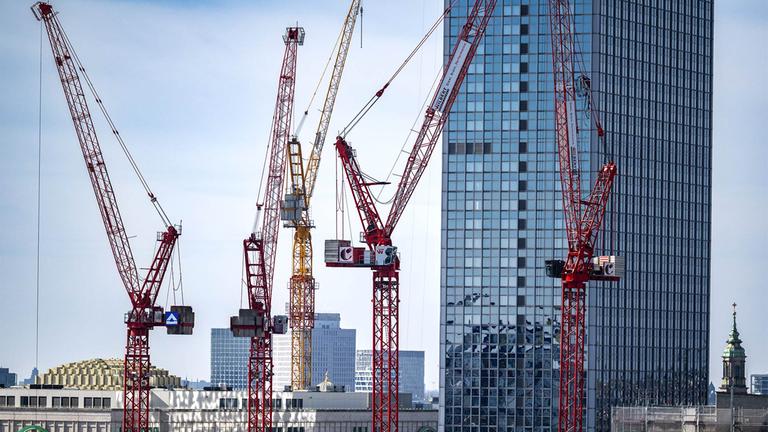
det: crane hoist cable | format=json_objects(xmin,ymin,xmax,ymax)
[
  {"xmin": 371, "ymin": 61, "xmax": 443, "ymax": 206},
  {"xmin": 339, "ymin": 0, "xmax": 455, "ymax": 138}
]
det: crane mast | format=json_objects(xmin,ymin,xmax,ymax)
[
  {"xmin": 326, "ymin": 2, "xmax": 496, "ymax": 431},
  {"xmin": 282, "ymin": 0, "xmax": 361, "ymax": 391},
  {"xmin": 32, "ymin": 3, "xmax": 193, "ymax": 432},
  {"xmin": 231, "ymin": 27, "xmax": 304, "ymax": 432},
  {"xmin": 545, "ymin": 1, "xmax": 620, "ymax": 432}
]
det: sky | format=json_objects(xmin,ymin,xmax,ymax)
[{"xmin": 0, "ymin": 0, "xmax": 766, "ymax": 394}]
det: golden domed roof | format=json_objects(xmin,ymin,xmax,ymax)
[{"xmin": 36, "ymin": 358, "xmax": 182, "ymax": 390}]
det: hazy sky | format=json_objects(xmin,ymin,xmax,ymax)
[{"xmin": 0, "ymin": 0, "xmax": 766, "ymax": 393}]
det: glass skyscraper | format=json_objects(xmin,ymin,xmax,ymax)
[
  {"xmin": 355, "ymin": 350, "xmax": 426, "ymax": 401},
  {"xmin": 439, "ymin": 1, "xmax": 713, "ymax": 432},
  {"xmin": 211, "ymin": 328, "xmax": 250, "ymax": 389},
  {"xmin": 213, "ymin": 314, "xmax": 356, "ymax": 391},
  {"xmin": 274, "ymin": 313, "xmax": 357, "ymax": 391}
]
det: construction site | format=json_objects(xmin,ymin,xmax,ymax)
[{"xmin": 0, "ymin": 0, "xmax": 723, "ymax": 432}]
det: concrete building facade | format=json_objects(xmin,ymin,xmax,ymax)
[
  {"xmin": 0, "ymin": 387, "xmax": 437, "ymax": 432},
  {"xmin": 439, "ymin": 2, "xmax": 713, "ymax": 431},
  {"xmin": 355, "ymin": 350, "xmax": 425, "ymax": 402}
]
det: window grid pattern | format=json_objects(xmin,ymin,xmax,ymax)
[{"xmin": 439, "ymin": 1, "xmax": 712, "ymax": 432}]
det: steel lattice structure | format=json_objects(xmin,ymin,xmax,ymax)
[
  {"xmin": 283, "ymin": 0, "xmax": 361, "ymax": 390},
  {"xmin": 232, "ymin": 27, "xmax": 304, "ymax": 432},
  {"xmin": 545, "ymin": 1, "xmax": 620, "ymax": 432},
  {"xmin": 327, "ymin": 2, "xmax": 496, "ymax": 432},
  {"xmin": 33, "ymin": 3, "xmax": 192, "ymax": 432}
]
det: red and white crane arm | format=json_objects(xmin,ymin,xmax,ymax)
[
  {"xmin": 33, "ymin": 2, "xmax": 143, "ymax": 296},
  {"xmin": 384, "ymin": 0, "xmax": 497, "ymax": 236},
  {"xmin": 33, "ymin": 4, "xmax": 187, "ymax": 432},
  {"xmin": 254, "ymin": 27, "xmax": 305, "ymax": 292},
  {"xmin": 334, "ymin": 137, "xmax": 386, "ymax": 246},
  {"xmin": 547, "ymin": 0, "xmax": 583, "ymax": 252},
  {"xmin": 234, "ymin": 26, "xmax": 304, "ymax": 432}
]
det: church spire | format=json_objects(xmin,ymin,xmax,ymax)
[{"xmin": 720, "ymin": 303, "xmax": 747, "ymax": 394}]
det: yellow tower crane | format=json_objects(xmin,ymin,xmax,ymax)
[{"xmin": 281, "ymin": 0, "xmax": 362, "ymax": 390}]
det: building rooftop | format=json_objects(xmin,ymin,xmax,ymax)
[{"xmin": 36, "ymin": 358, "xmax": 182, "ymax": 390}]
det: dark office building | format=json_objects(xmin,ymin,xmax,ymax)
[
  {"xmin": 0, "ymin": 368, "xmax": 16, "ymax": 388},
  {"xmin": 439, "ymin": 1, "xmax": 713, "ymax": 431}
]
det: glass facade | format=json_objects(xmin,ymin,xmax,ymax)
[
  {"xmin": 355, "ymin": 350, "xmax": 426, "ymax": 401},
  {"xmin": 211, "ymin": 328, "xmax": 250, "ymax": 389},
  {"xmin": 439, "ymin": 1, "xmax": 713, "ymax": 432},
  {"xmin": 273, "ymin": 313, "xmax": 357, "ymax": 391},
  {"xmin": 214, "ymin": 314, "xmax": 356, "ymax": 391}
]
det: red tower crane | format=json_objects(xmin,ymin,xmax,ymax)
[
  {"xmin": 544, "ymin": 1, "xmax": 621, "ymax": 432},
  {"xmin": 324, "ymin": 2, "xmax": 496, "ymax": 431},
  {"xmin": 32, "ymin": 3, "xmax": 194, "ymax": 432},
  {"xmin": 230, "ymin": 27, "xmax": 304, "ymax": 432}
]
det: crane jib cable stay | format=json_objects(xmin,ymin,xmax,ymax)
[
  {"xmin": 339, "ymin": 0, "xmax": 455, "ymax": 138},
  {"xmin": 230, "ymin": 26, "xmax": 304, "ymax": 432},
  {"xmin": 324, "ymin": 2, "xmax": 497, "ymax": 432},
  {"xmin": 543, "ymin": 1, "xmax": 622, "ymax": 432},
  {"xmin": 32, "ymin": 3, "xmax": 195, "ymax": 432}
]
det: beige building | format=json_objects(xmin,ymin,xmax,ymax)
[
  {"xmin": 35, "ymin": 359, "xmax": 182, "ymax": 390},
  {"xmin": 0, "ymin": 386, "xmax": 437, "ymax": 432}
]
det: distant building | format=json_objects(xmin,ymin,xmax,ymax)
[
  {"xmin": 612, "ymin": 406, "xmax": 768, "ymax": 431},
  {"xmin": 0, "ymin": 369, "xmax": 16, "ymax": 388},
  {"xmin": 355, "ymin": 350, "xmax": 425, "ymax": 401},
  {"xmin": 614, "ymin": 306, "xmax": 768, "ymax": 431},
  {"xmin": 182, "ymin": 379, "xmax": 211, "ymax": 390},
  {"xmin": 715, "ymin": 305, "xmax": 768, "ymax": 410},
  {"xmin": 36, "ymin": 359, "xmax": 181, "ymax": 390},
  {"xmin": 214, "ymin": 313, "xmax": 356, "ymax": 391},
  {"xmin": 751, "ymin": 375, "xmax": 768, "ymax": 395},
  {"xmin": 210, "ymin": 328, "xmax": 250, "ymax": 389},
  {"xmin": 20, "ymin": 368, "xmax": 37, "ymax": 386},
  {"xmin": 0, "ymin": 386, "xmax": 437, "ymax": 432},
  {"xmin": 274, "ymin": 313, "xmax": 356, "ymax": 391}
]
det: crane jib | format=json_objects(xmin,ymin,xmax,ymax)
[{"xmin": 431, "ymin": 39, "xmax": 472, "ymax": 113}]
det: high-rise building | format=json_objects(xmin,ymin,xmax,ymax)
[
  {"xmin": 273, "ymin": 315, "xmax": 355, "ymax": 391},
  {"xmin": 751, "ymin": 375, "xmax": 768, "ymax": 396},
  {"xmin": 439, "ymin": 2, "xmax": 712, "ymax": 432},
  {"xmin": 216, "ymin": 312, "xmax": 352, "ymax": 392},
  {"xmin": 210, "ymin": 328, "xmax": 250, "ymax": 389},
  {"xmin": 355, "ymin": 350, "xmax": 425, "ymax": 402},
  {"xmin": 274, "ymin": 313, "xmax": 356, "ymax": 391},
  {"xmin": 0, "ymin": 368, "xmax": 16, "ymax": 388},
  {"xmin": 21, "ymin": 367, "xmax": 38, "ymax": 386}
]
